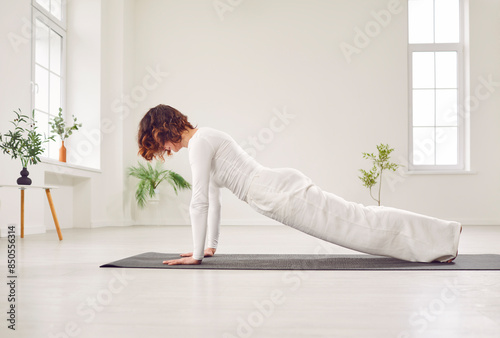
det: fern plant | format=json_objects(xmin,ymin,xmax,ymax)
[
  {"xmin": 359, "ymin": 144, "xmax": 401, "ymax": 206},
  {"xmin": 127, "ymin": 161, "xmax": 191, "ymax": 208}
]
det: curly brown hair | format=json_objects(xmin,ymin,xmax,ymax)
[{"xmin": 137, "ymin": 104, "xmax": 195, "ymax": 161}]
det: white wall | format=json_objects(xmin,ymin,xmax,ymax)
[
  {"xmin": 124, "ymin": 0, "xmax": 500, "ymax": 226},
  {"xmin": 66, "ymin": 0, "xmax": 102, "ymax": 170},
  {"xmin": 1, "ymin": 0, "xmax": 499, "ymax": 234}
]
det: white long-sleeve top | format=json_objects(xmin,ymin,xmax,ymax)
[{"xmin": 188, "ymin": 127, "xmax": 263, "ymax": 260}]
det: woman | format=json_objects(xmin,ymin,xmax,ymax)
[{"xmin": 137, "ymin": 104, "xmax": 461, "ymax": 266}]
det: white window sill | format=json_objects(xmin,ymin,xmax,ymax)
[
  {"xmin": 40, "ymin": 157, "xmax": 102, "ymax": 174},
  {"xmin": 405, "ymin": 170, "xmax": 477, "ymax": 175}
]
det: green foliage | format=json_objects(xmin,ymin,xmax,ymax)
[
  {"xmin": 127, "ymin": 161, "xmax": 191, "ymax": 208},
  {"xmin": 49, "ymin": 108, "xmax": 82, "ymax": 141},
  {"xmin": 358, "ymin": 144, "xmax": 401, "ymax": 206},
  {"xmin": 0, "ymin": 109, "xmax": 55, "ymax": 168}
]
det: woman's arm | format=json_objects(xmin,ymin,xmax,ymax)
[
  {"xmin": 207, "ymin": 180, "xmax": 221, "ymax": 250},
  {"xmin": 163, "ymin": 137, "xmax": 217, "ymax": 265},
  {"xmin": 187, "ymin": 137, "xmax": 215, "ymax": 261}
]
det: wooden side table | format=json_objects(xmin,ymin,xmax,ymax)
[{"xmin": 0, "ymin": 185, "xmax": 63, "ymax": 240}]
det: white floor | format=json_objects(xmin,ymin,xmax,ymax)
[{"xmin": 1, "ymin": 224, "xmax": 500, "ymax": 338}]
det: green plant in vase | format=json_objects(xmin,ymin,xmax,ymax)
[
  {"xmin": 127, "ymin": 161, "xmax": 191, "ymax": 208},
  {"xmin": 48, "ymin": 108, "xmax": 82, "ymax": 162},
  {"xmin": 0, "ymin": 109, "xmax": 55, "ymax": 185}
]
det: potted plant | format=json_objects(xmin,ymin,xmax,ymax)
[
  {"xmin": 359, "ymin": 143, "xmax": 401, "ymax": 206},
  {"xmin": 127, "ymin": 161, "xmax": 191, "ymax": 208},
  {"xmin": 48, "ymin": 107, "xmax": 82, "ymax": 162},
  {"xmin": 0, "ymin": 109, "xmax": 55, "ymax": 185}
]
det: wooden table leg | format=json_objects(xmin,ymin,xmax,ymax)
[
  {"xmin": 21, "ymin": 189, "xmax": 25, "ymax": 238},
  {"xmin": 45, "ymin": 189, "xmax": 63, "ymax": 240}
]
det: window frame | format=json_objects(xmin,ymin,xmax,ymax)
[
  {"xmin": 31, "ymin": 3, "xmax": 67, "ymax": 160},
  {"xmin": 32, "ymin": 0, "xmax": 67, "ymax": 30},
  {"xmin": 407, "ymin": 0, "xmax": 467, "ymax": 171}
]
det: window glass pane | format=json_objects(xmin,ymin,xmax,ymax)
[
  {"xmin": 408, "ymin": 0, "xmax": 434, "ymax": 43},
  {"xmin": 33, "ymin": 2, "xmax": 66, "ymax": 160},
  {"xmin": 436, "ymin": 52, "xmax": 457, "ymax": 88},
  {"xmin": 436, "ymin": 89, "xmax": 457, "ymax": 126},
  {"xmin": 413, "ymin": 89, "xmax": 435, "ymax": 126},
  {"xmin": 50, "ymin": 74, "xmax": 61, "ymax": 116},
  {"xmin": 436, "ymin": 127, "xmax": 458, "ymax": 165},
  {"xmin": 435, "ymin": 0, "xmax": 460, "ymax": 43},
  {"xmin": 412, "ymin": 52, "xmax": 435, "ymax": 88},
  {"xmin": 413, "ymin": 127, "xmax": 435, "ymax": 165},
  {"xmin": 36, "ymin": 0, "xmax": 50, "ymax": 12},
  {"xmin": 50, "ymin": 30, "xmax": 62, "ymax": 75},
  {"xmin": 35, "ymin": 19, "xmax": 49, "ymax": 68},
  {"xmin": 51, "ymin": 0, "xmax": 62, "ymax": 20},
  {"xmin": 48, "ymin": 122, "xmax": 59, "ymax": 160},
  {"xmin": 35, "ymin": 110, "xmax": 49, "ymax": 136},
  {"xmin": 35, "ymin": 111, "xmax": 50, "ymax": 156},
  {"xmin": 35, "ymin": 65, "xmax": 49, "ymax": 113}
]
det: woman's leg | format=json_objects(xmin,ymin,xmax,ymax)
[{"xmin": 246, "ymin": 168, "xmax": 461, "ymax": 262}]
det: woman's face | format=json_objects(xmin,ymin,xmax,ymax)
[{"xmin": 163, "ymin": 141, "xmax": 181, "ymax": 153}]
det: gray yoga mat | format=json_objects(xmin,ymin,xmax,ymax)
[{"xmin": 100, "ymin": 252, "xmax": 500, "ymax": 270}]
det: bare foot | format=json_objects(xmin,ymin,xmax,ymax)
[{"xmin": 443, "ymin": 225, "xmax": 462, "ymax": 263}]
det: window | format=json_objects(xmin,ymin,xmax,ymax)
[
  {"xmin": 32, "ymin": 0, "xmax": 66, "ymax": 160},
  {"xmin": 408, "ymin": 0, "xmax": 466, "ymax": 170}
]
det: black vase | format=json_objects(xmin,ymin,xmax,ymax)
[{"xmin": 17, "ymin": 167, "xmax": 32, "ymax": 185}]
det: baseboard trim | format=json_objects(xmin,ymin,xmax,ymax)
[
  {"xmin": 221, "ymin": 219, "xmax": 283, "ymax": 226},
  {"xmin": 108, "ymin": 218, "xmax": 500, "ymax": 227},
  {"xmin": 90, "ymin": 220, "xmax": 135, "ymax": 228},
  {"xmin": 130, "ymin": 218, "xmax": 284, "ymax": 226},
  {"xmin": 64, "ymin": 218, "xmax": 500, "ymax": 229},
  {"xmin": 456, "ymin": 219, "xmax": 500, "ymax": 226}
]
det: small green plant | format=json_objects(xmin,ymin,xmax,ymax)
[
  {"xmin": 0, "ymin": 109, "xmax": 55, "ymax": 168},
  {"xmin": 49, "ymin": 108, "xmax": 82, "ymax": 141},
  {"xmin": 127, "ymin": 161, "xmax": 191, "ymax": 208},
  {"xmin": 359, "ymin": 144, "xmax": 401, "ymax": 206}
]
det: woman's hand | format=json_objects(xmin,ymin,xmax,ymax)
[
  {"xmin": 163, "ymin": 256, "xmax": 201, "ymax": 265},
  {"xmin": 180, "ymin": 248, "xmax": 216, "ymax": 258}
]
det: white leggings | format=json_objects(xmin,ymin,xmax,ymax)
[{"xmin": 245, "ymin": 167, "xmax": 461, "ymax": 262}]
